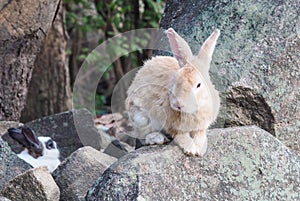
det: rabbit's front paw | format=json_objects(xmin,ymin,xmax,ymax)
[
  {"xmin": 174, "ymin": 132, "xmax": 207, "ymax": 156},
  {"xmin": 145, "ymin": 132, "xmax": 168, "ymax": 145},
  {"xmin": 182, "ymin": 143, "xmax": 200, "ymax": 156},
  {"xmin": 193, "ymin": 132, "xmax": 208, "ymax": 156}
]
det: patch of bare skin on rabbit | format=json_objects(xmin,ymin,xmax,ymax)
[{"xmin": 125, "ymin": 28, "xmax": 220, "ymax": 156}]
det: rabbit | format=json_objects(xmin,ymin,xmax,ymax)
[
  {"xmin": 125, "ymin": 28, "xmax": 220, "ymax": 156},
  {"xmin": 8, "ymin": 126, "xmax": 61, "ymax": 172}
]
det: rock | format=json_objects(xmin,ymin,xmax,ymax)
[
  {"xmin": 0, "ymin": 0, "xmax": 61, "ymax": 120},
  {"xmin": 52, "ymin": 146, "xmax": 117, "ymax": 201},
  {"xmin": 103, "ymin": 140, "xmax": 130, "ymax": 158},
  {"xmin": 0, "ymin": 121, "xmax": 23, "ymax": 136},
  {"xmin": 86, "ymin": 126, "xmax": 300, "ymax": 200},
  {"xmin": 0, "ymin": 167, "xmax": 60, "ymax": 201},
  {"xmin": 0, "ymin": 138, "xmax": 31, "ymax": 191},
  {"xmin": 95, "ymin": 126, "xmax": 134, "ymax": 158},
  {"xmin": 19, "ymin": 0, "xmax": 72, "ymax": 124},
  {"xmin": 159, "ymin": 0, "xmax": 300, "ymax": 155},
  {"xmin": 94, "ymin": 128, "xmax": 116, "ymax": 151},
  {"xmin": 0, "ymin": 121, "xmax": 24, "ymax": 154},
  {"xmin": 2, "ymin": 109, "xmax": 102, "ymax": 159},
  {"xmin": 0, "ymin": 197, "xmax": 11, "ymax": 201}
]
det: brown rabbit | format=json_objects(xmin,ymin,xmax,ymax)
[{"xmin": 125, "ymin": 28, "xmax": 220, "ymax": 156}]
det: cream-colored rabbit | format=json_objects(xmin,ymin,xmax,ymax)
[{"xmin": 125, "ymin": 28, "xmax": 220, "ymax": 156}]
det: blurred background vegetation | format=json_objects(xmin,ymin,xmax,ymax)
[
  {"xmin": 21, "ymin": 0, "xmax": 165, "ymax": 121},
  {"xmin": 67, "ymin": 0, "xmax": 165, "ymax": 114}
]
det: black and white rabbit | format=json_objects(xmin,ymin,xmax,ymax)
[{"xmin": 8, "ymin": 126, "xmax": 60, "ymax": 172}]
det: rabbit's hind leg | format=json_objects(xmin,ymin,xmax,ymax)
[
  {"xmin": 145, "ymin": 132, "xmax": 168, "ymax": 145},
  {"xmin": 128, "ymin": 105, "xmax": 152, "ymax": 139},
  {"xmin": 145, "ymin": 117, "xmax": 169, "ymax": 145},
  {"xmin": 138, "ymin": 103, "xmax": 168, "ymax": 145}
]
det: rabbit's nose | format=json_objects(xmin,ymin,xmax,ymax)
[{"xmin": 172, "ymin": 102, "xmax": 182, "ymax": 111}]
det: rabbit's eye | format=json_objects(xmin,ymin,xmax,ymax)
[
  {"xmin": 196, "ymin": 83, "xmax": 201, "ymax": 88},
  {"xmin": 46, "ymin": 139, "xmax": 55, "ymax": 150}
]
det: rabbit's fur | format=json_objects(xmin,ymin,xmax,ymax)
[
  {"xmin": 126, "ymin": 28, "xmax": 220, "ymax": 156},
  {"xmin": 8, "ymin": 127, "xmax": 60, "ymax": 172}
]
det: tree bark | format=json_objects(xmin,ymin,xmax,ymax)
[
  {"xmin": 20, "ymin": 2, "xmax": 72, "ymax": 122},
  {"xmin": 68, "ymin": 26, "xmax": 83, "ymax": 89},
  {"xmin": 0, "ymin": 0, "xmax": 61, "ymax": 121}
]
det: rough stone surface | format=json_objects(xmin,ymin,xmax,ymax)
[
  {"xmin": 0, "ymin": 138, "xmax": 31, "ymax": 191},
  {"xmin": 86, "ymin": 126, "xmax": 300, "ymax": 201},
  {"xmin": 94, "ymin": 127, "xmax": 134, "ymax": 155},
  {"xmin": 52, "ymin": 146, "xmax": 117, "ymax": 201},
  {"xmin": 104, "ymin": 140, "xmax": 133, "ymax": 159},
  {"xmin": 0, "ymin": 121, "xmax": 23, "ymax": 136},
  {"xmin": 0, "ymin": 167, "xmax": 60, "ymax": 201},
  {"xmin": 0, "ymin": 197, "xmax": 11, "ymax": 201},
  {"xmin": 2, "ymin": 109, "xmax": 102, "ymax": 159},
  {"xmin": 0, "ymin": 0, "xmax": 61, "ymax": 121},
  {"xmin": 20, "ymin": 0, "xmax": 72, "ymax": 123},
  {"xmin": 159, "ymin": 0, "xmax": 300, "ymax": 155}
]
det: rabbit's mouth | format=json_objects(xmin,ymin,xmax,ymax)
[{"xmin": 170, "ymin": 96, "xmax": 199, "ymax": 114}]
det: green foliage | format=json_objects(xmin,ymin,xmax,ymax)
[
  {"xmin": 64, "ymin": 0, "xmax": 104, "ymax": 33},
  {"xmin": 64, "ymin": 0, "xmax": 165, "ymax": 111},
  {"xmin": 95, "ymin": 94, "xmax": 107, "ymax": 115},
  {"xmin": 65, "ymin": 0, "xmax": 165, "ymax": 33}
]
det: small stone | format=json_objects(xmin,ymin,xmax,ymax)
[
  {"xmin": 0, "ymin": 197, "xmax": 11, "ymax": 201},
  {"xmin": 0, "ymin": 167, "xmax": 60, "ymax": 201},
  {"xmin": 103, "ymin": 140, "xmax": 130, "ymax": 158},
  {"xmin": 52, "ymin": 146, "xmax": 117, "ymax": 201},
  {"xmin": 0, "ymin": 138, "xmax": 31, "ymax": 191}
]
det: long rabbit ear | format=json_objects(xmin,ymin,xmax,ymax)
[
  {"xmin": 21, "ymin": 127, "xmax": 40, "ymax": 148},
  {"xmin": 8, "ymin": 128, "xmax": 29, "ymax": 147},
  {"xmin": 198, "ymin": 29, "xmax": 220, "ymax": 69},
  {"xmin": 166, "ymin": 28, "xmax": 193, "ymax": 68}
]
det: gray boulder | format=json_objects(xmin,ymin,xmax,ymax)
[
  {"xmin": 86, "ymin": 126, "xmax": 300, "ymax": 200},
  {"xmin": 0, "ymin": 167, "xmax": 60, "ymax": 201},
  {"xmin": 0, "ymin": 121, "xmax": 23, "ymax": 136},
  {"xmin": 52, "ymin": 146, "xmax": 117, "ymax": 201},
  {"xmin": 0, "ymin": 197, "xmax": 11, "ymax": 201},
  {"xmin": 0, "ymin": 121, "xmax": 24, "ymax": 154},
  {"xmin": 159, "ymin": 0, "xmax": 300, "ymax": 155},
  {"xmin": 0, "ymin": 138, "xmax": 31, "ymax": 191},
  {"xmin": 2, "ymin": 109, "xmax": 102, "ymax": 159}
]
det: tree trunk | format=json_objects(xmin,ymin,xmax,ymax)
[
  {"xmin": 68, "ymin": 26, "xmax": 83, "ymax": 89},
  {"xmin": 21, "ymin": 2, "xmax": 72, "ymax": 122},
  {"xmin": 0, "ymin": 0, "xmax": 61, "ymax": 121}
]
